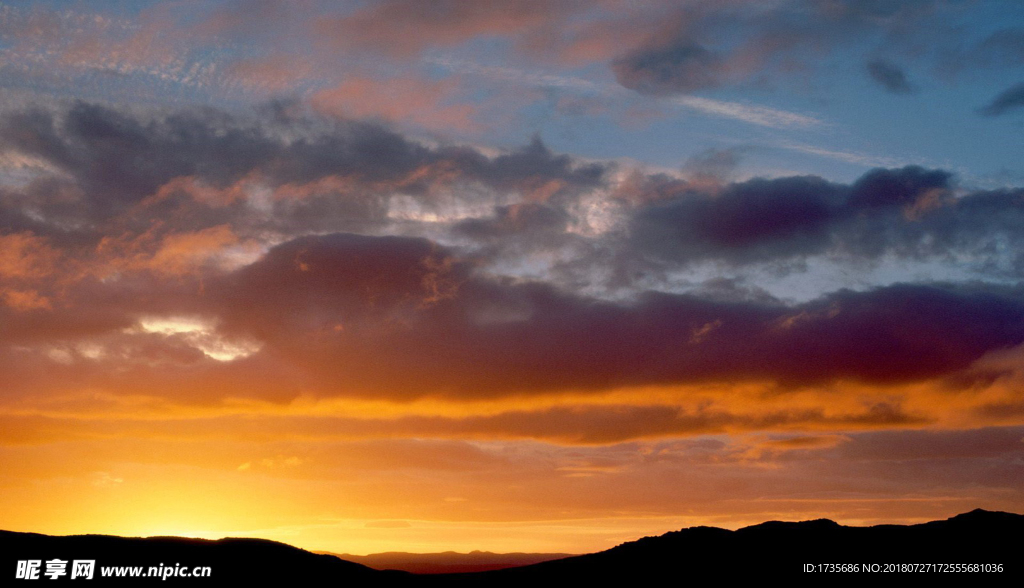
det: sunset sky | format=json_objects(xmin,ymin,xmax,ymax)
[{"xmin": 2, "ymin": 0, "xmax": 1024, "ymax": 555}]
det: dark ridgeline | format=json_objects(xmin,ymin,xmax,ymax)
[
  {"xmin": 1, "ymin": 532, "xmax": 406, "ymax": 584},
  {"xmin": 3, "ymin": 509, "xmax": 1021, "ymax": 583},
  {"xmin": 432, "ymin": 508, "xmax": 1023, "ymax": 584}
]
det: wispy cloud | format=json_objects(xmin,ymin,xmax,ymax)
[
  {"xmin": 427, "ymin": 57, "xmax": 605, "ymax": 94},
  {"xmin": 672, "ymin": 96, "xmax": 823, "ymax": 129},
  {"xmin": 431, "ymin": 56, "xmax": 824, "ymax": 129},
  {"xmin": 777, "ymin": 141, "xmax": 902, "ymax": 167}
]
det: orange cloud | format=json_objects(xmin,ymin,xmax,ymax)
[
  {"xmin": 93, "ymin": 225, "xmax": 242, "ymax": 277},
  {"xmin": 1, "ymin": 288, "xmax": 52, "ymax": 311},
  {"xmin": 311, "ymin": 76, "xmax": 480, "ymax": 132},
  {"xmin": 0, "ymin": 233, "xmax": 59, "ymax": 279},
  {"xmin": 226, "ymin": 56, "xmax": 314, "ymax": 92},
  {"xmin": 316, "ymin": 0, "xmax": 581, "ymax": 58}
]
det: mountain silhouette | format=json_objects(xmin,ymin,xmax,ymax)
[
  {"xmin": 429, "ymin": 508, "xmax": 1022, "ymax": 583},
  {"xmin": 3, "ymin": 509, "xmax": 1020, "ymax": 583},
  {"xmin": 1, "ymin": 531, "xmax": 406, "ymax": 583}
]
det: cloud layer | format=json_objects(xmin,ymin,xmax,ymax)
[{"xmin": 2, "ymin": 100, "xmax": 1024, "ymax": 422}]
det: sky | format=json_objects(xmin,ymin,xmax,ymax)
[{"xmin": 1, "ymin": 0, "xmax": 1024, "ymax": 555}]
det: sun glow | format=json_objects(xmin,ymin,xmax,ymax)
[{"xmin": 133, "ymin": 316, "xmax": 262, "ymax": 361}]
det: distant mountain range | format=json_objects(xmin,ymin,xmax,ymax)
[
  {"xmin": 321, "ymin": 550, "xmax": 572, "ymax": 574},
  {"xmin": 3, "ymin": 509, "xmax": 1020, "ymax": 583}
]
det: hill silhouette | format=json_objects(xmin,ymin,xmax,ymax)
[{"xmin": 3, "ymin": 509, "xmax": 1020, "ymax": 583}]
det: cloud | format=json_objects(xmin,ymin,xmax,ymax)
[
  {"xmin": 315, "ymin": 0, "xmax": 587, "ymax": 58},
  {"xmin": 454, "ymin": 202, "xmax": 571, "ymax": 241},
  {"xmin": 978, "ymin": 82, "xmax": 1024, "ymax": 116},
  {"xmin": 777, "ymin": 142, "xmax": 903, "ymax": 168},
  {"xmin": 201, "ymin": 231, "xmax": 1024, "ymax": 398},
  {"xmin": 0, "ymin": 401, "xmax": 930, "ymax": 447},
  {"xmin": 432, "ymin": 57, "xmax": 823, "ymax": 129},
  {"xmin": 632, "ymin": 175, "xmax": 843, "ymax": 264},
  {"xmin": 1, "ymin": 1, "xmax": 1021, "ymax": 138},
  {"xmin": 865, "ymin": 59, "xmax": 916, "ymax": 94},
  {"xmin": 0, "ymin": 232, "xmax": 60, "ymax": 278},
  {"xmin": 310, "ymin": 76, "xmax": 480, "ymax": 132},
  {"xmin": 606, "ymin": 0, "xmax": 952, "ymax": 96},
  {"xmin": 8, "ymin": 229, "xmax": 1024, "ymax": 408},
  {"xmin": 612, "ymin": 40, "xmax": 724, "ymax": 95},
  {"xmin": 0, "ymin": 101, "xmax": 606, "ymax": 242},
  {"xmin": 936, "ymin": 27, "xmax": 1024, "ymax": 78},
  {"xmin": 671, "ymin": 96, "xmax": 823, "ymax": 129},
  {"xmin": 2, "ymin": 100, "xmax": 1024, "ymax": 440},
  {"xmin": 0, "ymin": 102, "xmax": 1018, "ymax": 293},
  {"xmin": 625, "ymin": 165, "xmax": 1024, "ymax": 271}
]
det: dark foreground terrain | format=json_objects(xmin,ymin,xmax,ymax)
[{"xmin": 3, "ymin": 509, "xmax": 1020, "ymax": 583}]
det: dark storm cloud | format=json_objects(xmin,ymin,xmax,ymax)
[
  {"xmin": 627, "ymin": 165, "xmax": 1024, "ymax": 272},
  {"xmin": 0, "ymin": 103, "xmax": 277, "ymax": 214},
  {"xmin": 454, "ymin": 202, "xmax": 571, "ymax": 241},
  {"xmin": 632, "ymin": 175, "xmax": 845, "ymax": 264},
  {"xmin": 865, "ymin": 59, "xmax": 916, "ymax": 94},
  {"xmin": 845, "ymin": 165, "xmax": 951, "ymax": 208},
  {"xmin": 977, "ymin": 82, "xmax": 1024, "ymax": 116},
  {"xmin": 202, "ymin": 231, "xmax": 1024, "ymax": 398},
  {"xmin": 0, "ymin": 101, "xmax": 606, "ymax": 235}
]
